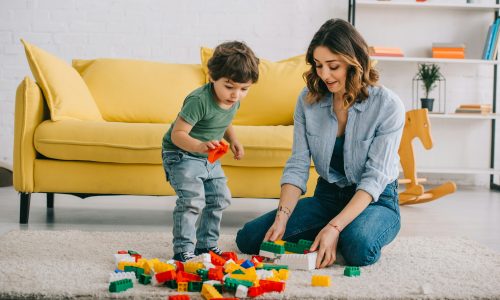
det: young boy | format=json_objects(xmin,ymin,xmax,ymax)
[{"xmin": 162, "ymin": 41, "xmax": 259, "ymax": 262}]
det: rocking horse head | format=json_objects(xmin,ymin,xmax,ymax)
[{"xmin": 403, "ymin": 109, "xmax": 433, "ymax": 150}]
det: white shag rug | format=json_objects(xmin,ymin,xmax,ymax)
[{"xmin": 0, "ymin": 230, "xmax": 499, "ymax": 300}]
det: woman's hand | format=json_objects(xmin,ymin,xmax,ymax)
[
  {"xmin": 230, "ymin": 140, "xmax": 244, "ymax": 160},
  {"xmin": 310, "ymin": 225, "xmax": 340, "ymax": 269},
  {"xmin": 263, "ymin": 214, "xmax": 288, "ymax": 242}
]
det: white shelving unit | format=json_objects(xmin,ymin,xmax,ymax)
[{"xmin": 348, "ymin": 0, "xmax": 499, "ymax": 189}]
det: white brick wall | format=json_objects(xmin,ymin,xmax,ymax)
[{"xmin": 0, "ymin": 0, "xmax": 345, "ymax": 166}]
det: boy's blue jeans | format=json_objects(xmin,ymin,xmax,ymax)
[
  {"xmin": 162, "ymin": 150, "xmax": 231, "ymax": 254},
  {"xmin": 236, "ymin": 177, "xmax": 401, "ymax": 266}
]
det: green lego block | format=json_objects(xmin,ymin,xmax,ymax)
[
  {"xmin": 188, "ymin": 281, "xmax": 203, "ymax": 292},
  {"xmin": 344, "ymin": 266, "xmax": 361, "ymax": 277},
  {"xmin": 213, "ymin": 283, "xmax": 225, "ymax": 293},
  {"xmin": 225, "ymin": 277, "xmax": 253, "ymax": 287},
  {"xmin": 138, "ymin": 273, "xmax": 151, "ymax": 285},
  {"xmin": 165, "ymin": 280, "xmax": 178, "ymax": 289},
  {"xmin": 197, "ymin": 268, "xmax": 208, "ymax": 281},
  {"xmin": 128, "ymin": 250, "xmax": 140, "ymax": 255},
  {"xmin": 298, "ymin": 239, "xmax": 313, "ymax": 249},
  {"xmin": 284, "ymin": 241, "xmax": 303, "ymax": 253},
  {"xmin": 232, "ymin": 269, "xmax": 245, "ymax": 274},
  {"xmin": 109, "ymin": 279, "xmax": 133, "ymax": 293},
  {"xmin": 262, "ymin": 263, "xmax": 288, "ymax": 270},
  {"xmin": 260, "ymin": 241, "xmax": 285, "ymax": 254},
  {"xmin": 124, "ymin": 265, "xmax": 136, "ymax": 273}
]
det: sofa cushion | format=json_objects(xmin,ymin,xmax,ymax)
[
  {"xmin": 34, "ymin": 121, "xmax": 294, "ymax": 167},
  {"xmin": 201, "ymin": 47, "xmax": 308, "ymax": 126},
  {"xmin": 21, "ymin": 40, "xmax": 104, "ymax": 122},
  {"xmin": 72, "ymin": 59, "xmax": 205, "ymax": 123}
]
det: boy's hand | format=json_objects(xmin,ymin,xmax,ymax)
[
  {"xmin": 230, "ymin": 140, "xmax": 244, "ymax": 160},
  {"xmin": 196, "ymin": 140, "xmax": 220, "ymax": 153}
]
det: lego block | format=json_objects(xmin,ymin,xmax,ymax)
[
  {"xmin": 201, "ymin": 283, "xmax": 223, "ymax": 300},
  {"xmin": 235, "ymin": 284, "xmax": 248, "ymax": 298},
  {"xmin": 138, "ymin": 273, "xmax": 151, "ymax": 285},
  {"xmin": 247, "ymin": 286, "xmax": 264, "ymax": 298},
  {"xmin": 165, "ymin": 280, "xmax": 178, "ymax": 289},
  {"xmin": 155, "ymin": 270, "xmax": 176, "ymax": 283},
  {"xmin": 177, "ymin": 282, "xmax": 188, "ymax": 292},
  {"xmin": 344, "ymin": 266, "xmax": 361, "ymax": 277},
  {"xmin": 114, "ymin": 253, "xmax": 135, "ymax": 265},
  {"xmin": 184, "ymin": 262, "xmax": 204, "ymax": 274},
  {"xmin": 109, "ymin": 271, "xmax": 136, "ymax": 283},
  {"xmin": 207, "ymin": 141, "xmax": 229, "ymax": 163},
  {"xmin": 225, "ymin": 277, "xmax": 253, "ymax": 287},
  {"xmin": 240, "ymin": 259, "xmax": 254, "ymax": 269},
  {"xmin": 278, "ymin": 269, "xmax": 289, "ymax": 280},
  {"xmin": 259, "ymin": 279, "xmax": 286, "ymax": 292},
  {"xmin": 188, "ymin": 281, "xmax": 203, "ymax": 292},
  {"xmin": 207, "ymin": 267, "xmax": 224, "ymax": 281},
  {"xmin": 260, "ymin": 241, "xmax": 285, "ymax": 255},
  {"xmin": 275, "ymin": 252, "xmax": 317, "ymax": 270},
  {"xmin": 168, "ymin": 295, "xmax": 190, "ymax": 300},
  {"xmin": 221, "ymin": 251, "xmax": 238, "ymax": 261},
  {"xmin": 261, "ymin": 263, "xmax": 289, "ymax": 270},
  {"xmin": 177, "ymin": 271, "xmax": 202, "ymax": 282},
  {"xmin": 209, "ymin": 251, "xmax": 227, "ymax": 266},
  {"xmin": 311, "ymin": 275, "xmax": 331, "ymax": 287},
  {"xmin": 108, "ymin": 278, "xmax": 133, "ymax": 293},
  {"xmin": 197, "ymin": 268, "xmax": 209, "ymax": 281}
]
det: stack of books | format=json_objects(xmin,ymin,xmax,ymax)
[
  {"xmin": 432, "ymin": 43, "xmax": 465, "ymax": 59},
  {"xmin": 482, "ymin": 18, "xmax": 500, "ymax": 60},
  {"xmin": 368, "ymin": 46, "xmax": 404, "ymax": 57},
  {"xmin": 455, "ymin": 104, "xmax": 493, "ymax": 114}
]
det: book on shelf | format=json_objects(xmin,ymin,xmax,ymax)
[
  {"xmin": 432, "ymin": 50, "xmax": 465, "ymax": 59},
  {"xmin": 482, "ymin": 18, "xmax": 500, "ymax": 60},
  {"xmin": 369, "ymin": 46, "xmax": 404, "ymax": 57},
  {"xmin": 455, "ymin": 104, "xmax": 493, "ymax": 114},
  {"xmin": 431, "ymin": 42, "xmax": 465, "ymax": 59}
]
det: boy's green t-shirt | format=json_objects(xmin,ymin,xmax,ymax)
[{"xmin": 162, "ymin": 83, "xmax": 239, "ymax": 157}]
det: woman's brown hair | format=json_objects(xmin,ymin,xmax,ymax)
[{"xmin": 304, "ymin": 19, "xmax": 379, "ymax": 106}]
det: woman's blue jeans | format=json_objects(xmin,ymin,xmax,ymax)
[{"xmin": 236, "ymin": 177, "xmax": 401, "ymax": 266}]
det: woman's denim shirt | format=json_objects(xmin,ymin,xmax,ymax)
[{"xmin": 281, "ymin": 85, "xmax": 405, "ymax": 202}]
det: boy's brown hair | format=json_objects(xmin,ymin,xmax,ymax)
[{"xmin": 208, "ymin": 41, "xmax": 260, "ymax": 84}]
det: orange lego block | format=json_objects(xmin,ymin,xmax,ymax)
[{"xmin": 207, "ymin": 141, "xmax": 228, "ymax": 163}]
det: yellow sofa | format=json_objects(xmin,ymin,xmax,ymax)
[{"xmin": 14, "ymin": 41, "xmax": 319, "ymax": 223}]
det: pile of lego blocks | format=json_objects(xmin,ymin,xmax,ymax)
[
  {"xmin": 259, "ymin": 239, "xmax": 317, "ymax": 270},
  {"xmin": 109, "ymin": 249, "xmax": 290, "ymax": 299}
]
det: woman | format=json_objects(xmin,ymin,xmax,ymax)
[{"xmin": 236, "ymin": 19, "xmax": 405, "ymax": 268}]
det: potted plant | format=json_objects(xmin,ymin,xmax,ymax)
[{"xmin": 416, "ymin": 63, "xmax": 441, "ymax": 112}]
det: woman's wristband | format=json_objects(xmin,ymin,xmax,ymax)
[
  {"xmin": 277, "ymin": 205, "xmax": 291, "ymax": 218},
  {"xmin": 327, "ymin": 222, "xmax": 342, "ymax": 233}
]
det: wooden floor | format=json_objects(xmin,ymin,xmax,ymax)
[{"xmin": 0, "ymin": 185, "xmax": 499, "ymax": 251}]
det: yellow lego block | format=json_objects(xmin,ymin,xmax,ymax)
[
  {"xmin": 177, "ymin": 282, "xmax": 188, "ymax": 292},
  {"xmin": 184, "ymin": 262, "xmax": 204, "ymax": 274},
  {"xmin": 274, "ymin": 240, "xmax": 286, "ymax": 246},
  {"xmin": 256, "ymin": 262, "xmax": 264, "ymax": 269},
  {"xmin": 117, "ymin": 261, "xmax": 139, "ymax": 271},
  {"xmin": 278, "ymin": 269, "xmax": 289, "ymax": 280},
  {"xmin": 230, "ymin": 272, "xmax": 257, "ymax": 282},
  {"xmin": 154, "ymin": 261, "xmax": 175, "ymax": 273},
  {"xmin": 224, "ymin": 262, "xmax": 240, "ymax": 274},
  {"xmin": 201, "ymin": 283, "xmax": 222, "ymax": 300},
  {"xmin": 312, "ymin": 275, "xmax": 331, "ymax": 287}
]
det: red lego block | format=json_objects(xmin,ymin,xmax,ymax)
[
  {"xmin": 117, "ymin": 250, "xmax": 128, "ymax": 254},
  {"xmin": 155, "ymin": 270, "xmax": 176, "ymax": 283},
  {"xmin": 222, "ymin": 251, "xmax": 238, "ymax": 262},
  {"xmin": 248, "ymin": 286, "xmax": 264, "ymax": 297},
  {"xmin": 176, "ymin": 271, "xmax": 201, "ymax": 283},
  {"xmin": 131, "ymin": 254, "xmax": 142, "ymax": 262},
  {"xmin": 208, "ymin": 141, "xmax": 228, "ymax": 163},
  {"xmin": 259, "ymin": 279, "xmax": 285, "ymax": 293},
  {"xmin": 168, "ymin": 295, "xmax": 190, "ymax": 300},
  {"xmin": 208, "ymin": 267, "xmax": 224, "ymax": 281},
  {"xmin": 217, "ymin": 298, "xmax": 239, "ymax": 300},
  {"xmin": 210, "ymin": 251, "xmax": 227, "ymax": 266},
  {"xmin": 251, "ymin": 255, "xmax": 265, "ymax": 263},
  {"xmin": 175, "ymin": 261, "xmax": 184, "ymax": 272}
]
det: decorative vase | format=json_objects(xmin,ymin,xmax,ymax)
[{"xmin": 420, "ymin": 98, "xmax": 434, "ymax": 112}]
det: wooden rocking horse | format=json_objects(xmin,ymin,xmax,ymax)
[{"xmin": 398, "ymin": 109, "xmax": 456, "ymax": 205}]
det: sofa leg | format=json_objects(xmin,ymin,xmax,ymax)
[
  {"xmin": 20, "ymin": 193, "xmax": 31, "ymax": 224},
  {"xmin": 47, "ymin": 193, "xmax": 54, "ymax": 208}
]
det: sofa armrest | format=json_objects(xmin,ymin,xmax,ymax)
[{"xmin": 13, "ymin": 76, "xmax": 47, "ymax": 192}]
